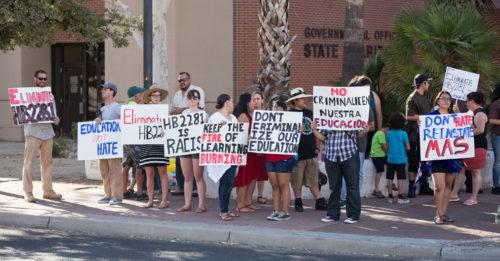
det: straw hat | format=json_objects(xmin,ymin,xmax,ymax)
[
  {"xmin": 143, "ymin": 85, "xmax": 168, "ymax": 103},
  {"xmin": 286, "ymin": 87, "xmax": 312, "ymax": 103}
]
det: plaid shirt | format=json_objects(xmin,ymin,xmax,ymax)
[{"xmin": 321, "ymin": 130, "xmax": 359, "ymax": 162}]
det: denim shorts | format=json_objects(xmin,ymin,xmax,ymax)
[{"xmin": 265, "ymin": 157, "xmax": 297, "ymax": 173}]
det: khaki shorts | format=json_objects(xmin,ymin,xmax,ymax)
[{"xmin": 291, "ymin": 158, "xmax": 319, "ymax": 191}]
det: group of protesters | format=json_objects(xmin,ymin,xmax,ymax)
[{"xmin": 20, "ymin": 69, "xmax": 500, "ymax": 224}]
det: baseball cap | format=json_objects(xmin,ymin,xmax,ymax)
[
  {"xmin": 127, "ymin": 86, "xmax": 144, "ymax": 98},
  {"xmin": 101, "ymin": 82, "xmax": 117, "ymax": 93},
  {"xmin": 414, "ymin": 74, "xmax": 432, "ymax": 87}
]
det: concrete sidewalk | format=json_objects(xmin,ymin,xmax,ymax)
[{"xmin": 0, "ymin": 179, "xmax": 499, "ymax": 260}]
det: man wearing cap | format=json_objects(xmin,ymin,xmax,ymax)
[
  {"xmin": 21, "ymin": 69, "xmax": 62, "ymax": 203},
  {"xmin": 170, "ymin": 72, "xmax": 205, "ymax": 195},
  {"xmin": 405, "ymin": 74, "xmax": 433, "ymax": 197},
  {"xmin": 287, "ymin": 87, "xmax": 327, "ymax": 212},
  {"xmin": 95, "ymin": 82, "xmax": 123, "ymax": 205},
  {"xmin": 121, "ymin": 86, "xmax": 146, "ymax": 200}
]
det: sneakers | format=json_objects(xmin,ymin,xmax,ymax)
[
  {"xmin": 43, "ymin": 190, "xmax": 62, "ymax": 200},
  {"xmin": 123, "ymin": 189, "xmax": 134, "ymax": 199},
  {"xmin": 388, "ymin": 195, "xmax": 395, "ymax": 204},
  {"xmin": 315, "ymin": 197, "xmax": 327, "ymax": 210},
  {"xmin": 294, "ymin": 198, "xmax": 304, "ymax": 212},
  {"xmin": 267, "ymin": 211, "xmax": 280, "ymax": 221},
  {"xmin": 343, "ymin": 217, "xmax": 359, "ymax": 224},
  {"xmin": 25, "ymin": 193, "xmax": 36, "ymax": 203},
  {"xmin": 321, "ymin": 216, "xmax": 338, "ymax": 223},
  {"xmin": 492, "ymin": 187, "xmax": 500, "ymax": 195},
  {"xmin": 276, "ymin": 211, "xmax": 291, "ymax": 221},
  {"xmin": 339, "ymin": 200, "xmax": 346, "ymax": 208},
  {"xmin": 109, "ymin": 197, "xmax": 122, "ymax": 205},
  {"xmin": 397, "ymin": 195, "xmax": 410, "ymax": 204},
  {"xmin": 97, "ymin": 196, "xmax": 111, "ymax": 204},
  {"xmin": 407, "ymin": 186, "xmax": 416, "ymax": 198},
  {"xmin": 434, "ymin": 215, "xmax": 444, "ymax": 224},
  {"xmin": 372, "ymin": 190, "xmax": 385, "ymax": 199},
  {"xmin": 442, "ymin": 215, "xmax": 455, "ymax": 223},
  {"xmin": 135, "ymin": 193, "xmax": 148, "ymax": 201}
]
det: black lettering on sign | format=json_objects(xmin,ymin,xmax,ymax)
[{"xmin": 12, "ymin": 102, "xmax": 56, "ymax": 125}]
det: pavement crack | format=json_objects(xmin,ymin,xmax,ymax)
[
  {"xmin": 46, "ymin": 216, "xmax": 51, "ymax": 229},
  {"xmin": 226, "ymin": 231, "xmax": 231, "ymax": 243}
]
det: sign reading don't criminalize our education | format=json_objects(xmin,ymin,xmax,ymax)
[{"xmin": 8, "ymin": 87, "xmax": 57, "ymax": 125}]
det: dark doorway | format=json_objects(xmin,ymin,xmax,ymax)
[{"xmin": 51, "ymin": 43, "xmax": 104, "ymax": 135}]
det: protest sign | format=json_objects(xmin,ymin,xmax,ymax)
[
  {"xmin": 313, "ymin": 86, "xmax": 370, "ymax": 130},
  {"xmin": 8, "ymin": 87, "xmax": 57, "ymax": 125},
  {"xmin": 442, "ymin": 67, "xmax": 480, "ymax": 101},
  {"xmin": 419, "ymin": 112, "xmax": 475, "ymax": 161},
  {"xmin": 199, "ymin": 122, "xmax": 249, "ymax": 166},
  {"xmin": 163, "ymin": 111, "xmax": 206, "ymax": 157},
  {"xmin": 77, "ymin": 120, "xmax": 123, "ymax": 160},
  {"xmin": 248, "ymin": 110, "xmax": 302, "ymax": 155},
  {"xmin": 120, "ymin": 104, "xmax": 169, "ymax": 144}
]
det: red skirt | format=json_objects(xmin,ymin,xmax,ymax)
[{"xmin": 234, "ymin": 153, "xmax": 267, "ymax": 187}]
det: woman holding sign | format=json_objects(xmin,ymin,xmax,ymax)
[
  {"xmin": 233, "ymin": 92, "xmax": 267, "ymax": 213},
  {"xmin": 207, "ymin": 94, "xmax": 239, "ymax": 221},
  {"xmin": 426, "ymin": 91, "xmax": 462, "ymax": 224},
  {"xmin": 177, "ymin": 89, "xmax": 208, "ymax": 213},
  {"xmin": 139, "ymin": 86, "xmax": 170, "ymax": 209}
]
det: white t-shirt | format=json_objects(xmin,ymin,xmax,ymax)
[
  {"xmin": 206, "ymin": 111, "xmax": 238, "ymax": 182},
  {"xmin": 170, "ymin": 84, "xmax": 205, "ymax": 112}
]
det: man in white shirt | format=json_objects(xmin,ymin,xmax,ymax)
[
  {"xmin": 170, "ymin": 72, "xmax": 205, "ymax": 115},
  {"xmin": 170, "ymin": 72, "xmax": 205, "ymax": 195}
]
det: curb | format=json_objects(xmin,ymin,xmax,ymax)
[{"xmin": 0, "ymin": 211, "xmax": 498, "ymax": 259}]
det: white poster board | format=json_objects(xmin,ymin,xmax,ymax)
[
  {"xmin": 248, "ymin": 110, "xmax": 302, "ymax": 155},
  {"xmin": 77, "ymin": 120, "xmax": 123, "ymax": 160},
  {"xmin": 120, "ymin": 104, "xmax": 169, "ymax": 144},
  {"xmin": 163, "ymin": 111, "xmax": 206, "ymax": 157},
  {"xmin": 8, "ymin": 87, "xmax": 57, "ymax": 125},
  {"xmin": 199, "ymin": 122, "xmax": 249, "ymax": 166},
  {"xmin": 313, "ymin": 86, "xmax": 370, "ymax": 130},
  {"xmin": 442, "ymin": 67, "xmax": 480, "ymax": 101},
  {"xmin": 419, "ymin": 112, "xmax": 475, "ymax": 161}
]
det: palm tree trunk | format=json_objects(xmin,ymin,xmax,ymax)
[{"xmin": 341, "ymin": 0, "xmax": 365, "ymax": 85}]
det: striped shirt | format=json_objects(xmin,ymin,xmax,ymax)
[{"xmin": 320, "ymin": 130, "xmax": 359, "ymax": 162}]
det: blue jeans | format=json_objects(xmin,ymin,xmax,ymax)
[
  {"xmin": 218, "ymin": 166, "xmax": 237, "ymax": 213},
  {"xmin": 492, "ymin": 134, "xmax": 500, "ymax": 188},
  {"xmin": 325, "ymin": 154, "xmax": 361, "ymax": 220},
  {"xmin": 341, "ymin": 152, "xmax": 364, "ymax": 201}
]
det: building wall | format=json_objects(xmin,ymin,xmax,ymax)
[
  {"xmin": 233, "ymin": 0, "xmax": 422, "ymax": 97},
  {"xmin": 0, "ymin": 49, "xmax": 23, "ymax": 141}
]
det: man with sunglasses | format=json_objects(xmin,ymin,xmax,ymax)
[
  {"xmin": 170, "ymin": 72, "xmax": 205, "ymax": 195},
  {"xmin": 22, "ymin": 70, "xmax": 62, "ymax": 203}
]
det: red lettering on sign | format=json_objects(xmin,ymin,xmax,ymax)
[{"xmin": 330, "ymin": 87, "xmax": 347, "ymax": 96}]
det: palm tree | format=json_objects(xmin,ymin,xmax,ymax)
[
  {"xmin": 381, "ymin": 3, "xmax": 499, "ymax": 107},
  {"xmin": 257, "ymin": 0, "xmax": 296, "ymax": 104},
  {"xmin": 341, "ymin": 0, "xmax": 365, "ymax": 85}
]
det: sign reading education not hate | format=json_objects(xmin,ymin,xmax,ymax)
[
  {"xmin": 199, "ymin": 123, "xmax": 249, "ymax": 166},
  {"xmin": 419, "ymin": 112, "xmax": 475, "ymax": 161},
  {"xmin": 120, "ymin": 104, "xmax": 169, "ymax": 145},
  {"xmin": 163, "ymin": 112, "xmax": 206, "ymax": 157},
  {"xmin": 8, "ymin": 87, "xmax": 57, "ymax": 125},
  {"xmin": 77, "ymin": 120, "xmax": 123, "ymax": 160},
  {"xmin": 248, "ymin": 110, "xmax": 302, "ymax": 155},
  {"xmin": 313, "ymin": 86, "xmax": 370, "ymax": 130},
  {"xmin": 442, "ymin": 67, "xmax": 480, "ymax": 101}
]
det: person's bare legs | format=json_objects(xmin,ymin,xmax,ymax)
[
  {"xmin": 145, "ymin": 166, "xmax": 155, "ymax": 208},
  {"xmin": 277, "ymin": 173, "xmax": 291, "ymax": 213},
  {"xmin": 374, "ymin": 172, "xmax": 383, "ymax": 192},
  {"xmin": 135, "ymin": 168, "xmax": 144, "ymax": 195},
  {"xmin": 121, "ymin": 166, "xmax": 130, "ymax": 193},
  {"xmin": 432, "ymin": 173, "xmax": 445, "ymax": 217},
  {"xmin": 451, "ymin": 170, "xmax": 465, "ymax": 198},
  {"xmin": 387, "ymin": 179, "xmax": 393, "ymax": 199},
  {"xmin": 246, "ymin": 179, "xmax": 258, "ymax": 209},
  {"xmin": 180, "ymin": 157, "xmax": 194, "ymax": 209},
  {"xmin": 268, "ymin": 172, "xmax": 280, "ymax": 212},
  {"xmin": 442, "ymin": 174, "xmax": 455, "ymax": 215},
  {"xmin": 192, "ymin": 158, "xmax": 206, "ymax": 210},
  {"xmin": 257, "ymin": 180, "xmax": 266, "ymax": 202},
  {"xmin": 470, "ymin": 169, "xmax": 482, "ymax": 202},
  {"xmin": 158, "ymin": 166, "xmax": 169, "ymax": 208},
  {"xmin": 397, "ymin": 179, "xmax": 404, "ymax": 198}
]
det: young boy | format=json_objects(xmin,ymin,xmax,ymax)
[
  {"xmin": 386, "ymin": 113, "xmax": 411, "ymax": 204},
  {"xmin": 370, "ymin": 122, "xmax": 388, "ymax": 199}
]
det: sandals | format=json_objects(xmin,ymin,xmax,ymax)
[
  {"xmin": 177, "ymin": 206, "xmax": 191, "ymax": 212},
  {"xmin": 257, "ymin": 196, "xmax": 267, "ymax": 204},
  {"xmin": 463, "ymin": 198, "xmax": 478, "ymax": 206},
  {"xmin": 235, "ymin": 207, "xmax": 254, "ymax": 213},
  {"xmin": 144, "ymin": 201, "xmax": 154, "ymax": 208},
  {"xmin": 228, "ymin": 211, "xmax": 239, "ymax": 217},
  {"xmin": 158, "ymin": 201, "xmax": 169, "ymax": 209},
  {"xmin": 195, "ymin": 207, "xmax": 206, "ymax": 213},
  {"xmin": 220, "ymin": 213, "xmax": 233, "ymax": 221},
  {"xmin": 449, "ymin": 196, "xmax": 460, "ymax": 202},
  {"xmin": 246, "ymin": 204, "xmax": 260, "ymax": 210}
]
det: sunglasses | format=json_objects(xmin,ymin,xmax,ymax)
[
  {"xmin": 188, "ymin": 96, "xmax": 199, "ymax": 100},
  {"xmin": 37, "ymin": 77, "xmax": 47, "ymax": 81},
  {"xmin": 178, "ymin": 78, "xmax": 189, "ymax": 83}
]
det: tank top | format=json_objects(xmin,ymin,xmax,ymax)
[{"xmin": 473, "ymin": 108, "xmax": 487, "ymax": 149}]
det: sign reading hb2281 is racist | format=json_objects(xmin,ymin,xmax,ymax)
[
  {"xmin": 442, "ymin": 67, "xmax": 480, "ymax": 101},
  {"xmin": 199, "ymin": 122, "xmax": 249, "ymax": 166},
  {"xmin": 77, "ymin": 120, "xmax": 123, "ymax": 160},
  {"xmin": 313, "ymin": 86, "xmax": 370, "ymax": 130},
  {"xmin": 120, "ymin": 104, "xmax": 169, "ymax": 144},
  {"xmin": 8, "ymin": 87, "xmax": 57, "ymax": 125},
  {"xmin": 248, "ymin": 110, "xmax": 303, "ymax": 155},
  {"xmin": 163, "ymin": 111, "xmax": 207, "ymax": 157},
  {"xmin": 419, "ymin": 112, "xmax": 475, "ymax": 161}
]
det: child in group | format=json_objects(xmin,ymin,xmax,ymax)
[
  {"xmin": 386, "ymin": 113, "xmax": 410, "ymax": 204},
  {"xmin": 370, "ymin": 122, "xmax": 389, "ymax": 199}
]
